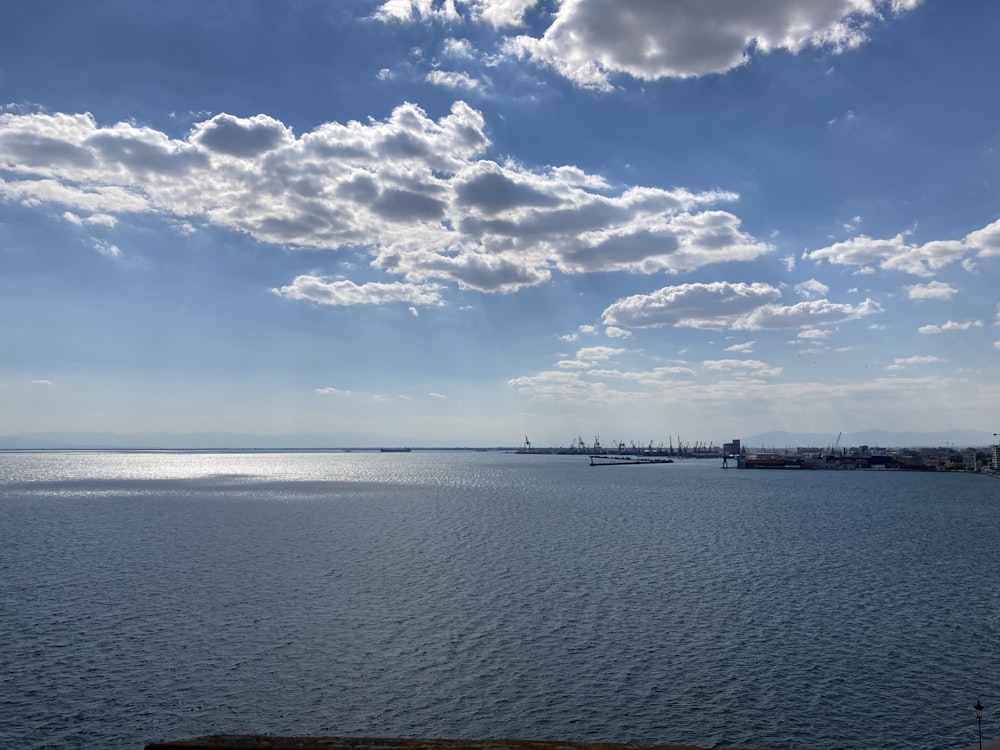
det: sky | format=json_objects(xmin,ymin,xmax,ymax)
[{"xmin": 1, "ymin": 0, "xmax": 999, "ymax": 448}]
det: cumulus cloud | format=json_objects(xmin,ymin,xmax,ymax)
[
  {"xmin": 376, "ymin": 0, "xmax": 536, "ymax": 28},
  {"xmin": 798, "ymin": 328, "xmax": 833, "ymax": 340},
  {"xmin": 425, "ymin": 70, "xmax": 482, "ymax": 90},
  {"xmin": 807, "ymin": 217, "xmax": 1000, "ymax": 277},
  {"xmin": 602, "ymin": 282, "xmax": 782, "ymax": 329},
  {"xmin": 735, "ymin": 297, "xmax": 883, "ymax": 330},
  {"xmin": 906, "ymin": 281, "xmax": 957, "ymax": 300},
  {"xmin": 0, "ymin": 104, "xmax": 773, "ymax": 301},
  {"xmin": 604, "ymin": 326, "xmax": 631, "ymax": 339},
  {"xmin": 601, "ymin": 281, "xmax": 881, "ymax": 331},
  {"xmin": 795, "ymin": 278, "xmax": 829, "ymax": 299},
  {"xmin": 190, "ymin": 113, "xmax": 292, "ymax": 157},
  {"xmin": 574, "ymin": 346, "xmax": 625, "ymax": 363},
  {"xmin": 375, "ymin": 3, "xmax": 920, "ymax": 91},
  {"xmin": 725, "ymin": 341, "xmax": 755, "ymax": 353},
  {"xmin": 917, "ymin": 320, "xmax": 983, "ymax": 334},
  {"xmin": 965, "ymin": 218, "xmax": 1000, "ymax": 257},
  {"xmin": 805, "ymin": 232, "xmax": 967, "ymax": 276},
  {"xmin": 502, "ymin": 0, "xmax": 921, "ymax": 90},
  {"xmin": 272, "ymin": 276, "xmax": 444, "ymax": 307}
]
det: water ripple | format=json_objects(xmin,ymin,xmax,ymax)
[{"xmin": 1, "ymin": 452, "xmax": 998, "ymax": 749}]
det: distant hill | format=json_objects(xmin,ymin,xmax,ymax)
[
  {"xmin": 0, "ymin": 431, "xmax": 508, "ymax": 450},
  {"xmin": 740, "ymin": 429, "xmax": 996, "ymax": 450},
  {"xmin": 0, "ymin": 431, "xmax": 383, "ymax": 450},
  {"xmin": 1, "ymin": 429, "xmax": 995, "ymax": 451}
]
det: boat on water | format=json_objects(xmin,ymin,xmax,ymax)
[{"xmin": 589, "ymin": 454, "xmax": 674, "ymax": 466}]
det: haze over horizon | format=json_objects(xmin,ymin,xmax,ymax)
[{"xmin": 2, "ymin": 1, "xmax": 999, "ymax": 446}]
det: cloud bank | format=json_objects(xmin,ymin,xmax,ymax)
[
  {"xmin": 379, "ymin": 0, "xmax": 923, "ymax": 90},
  {"xmin": 0, "ymin": 105, "xmax": 771, "ymax": 304}
]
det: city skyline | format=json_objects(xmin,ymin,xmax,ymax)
[{"xmin": 2, "ymin": 1, "xmax": 999, "ymax": 447}]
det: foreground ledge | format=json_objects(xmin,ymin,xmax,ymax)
[{"xmin": 145, "ymin": 736, "xmax": 793, "ymax": 750}]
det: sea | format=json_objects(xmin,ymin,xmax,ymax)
[{"xmin": 1, "ymin": 450, "xmax": 998, "ymax": 750}]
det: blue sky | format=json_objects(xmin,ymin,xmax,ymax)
[{"xmin": 1, "ymin": 0, "xmax": 999, "ymax": 447}]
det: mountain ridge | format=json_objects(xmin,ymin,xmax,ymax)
[
  {"xmin": 1, "ymin": 429, "xmax": 997, "ymax": 450},
  {"xmin": 740, "ymin": 429, "xmax": 996, "ymax": 450}
]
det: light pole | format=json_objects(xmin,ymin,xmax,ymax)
[{"xmin": 975, "ymin": 699, "xmax": 984, "ymax": 750}]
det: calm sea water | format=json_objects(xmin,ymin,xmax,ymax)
[{"xmin": 1, "ymin": 451, "xmax": 998, "ymax": 750}]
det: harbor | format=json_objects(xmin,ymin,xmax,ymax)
[{"xmin": 517, "ymin": 434, "xmax": 1000, "ymax": 474}]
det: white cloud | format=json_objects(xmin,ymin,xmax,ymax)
[
  {"xmin": 30, "ymin": 379, "xmax": 54, "ymax": 386},
  {"xmin": 906, "ymin": 281, "xmax": 957, "ymax": 300},
  {"xmin": 0, "ymin": 105, "xmax": 773, "ymax": 300},
  {"xmin": 502, "ymin": 0, "xmax": 920, "ymax": 90},
  {"xmin": 376, "ymin": 0, "xmax": 535, "ymax": 28},
  {"xmin": 273, "ymin": 276, "xmax": 444, "ymax": 307},
  {"xmin": 702, "ymin": 359, "xmax": 783, "ymax": 378},
  {"xmin": 374, "ymin": 3, "xmax": 920, "ymax": 91},
  {"xmin": 725, "ymin": 341, "xmax": 755, "ymax": 353},
  {"xmin": 806, "ymin": 216, "xmax": 1000, "ymax": 278},
  {"xmin": 429, "ymin": 392, "xmax": 448, "ymax": 399},
  {"xmin": 316, "ymin": 387, "xmax": 354, "ymax": 396},
  {"xmin": 93, "ymin": 239, "xmax": 121, "ymax": 258},
  {"xmin": 886, "ymin": 355, "xmax": 944, "ymax": 371},
  {"xmin": 604, "ymin": 326, "xmax": 632, "ymax": 339},
  {"xmin": 735, "ymin": 297, "xmax": 883, "ymax": 330},
  {"xmin": 795, "ymin": 278, "xmax": 830, "ymax": 299},
  {"xmin": 507, "ymin": 369, "xmax": 617, "ymax": 403},
  {"xmin": 574, "ymin": 346, "xmax": 625, "ymax": 363},
  {"xmin": 806, "ymin": 232, "xmax": 967, "ymax": 276},
  {"xmin": 64, "ymin": 210, "xmax": 117, "ymax": 227},
  {"xmin": 918, "ymin": 320, "xmax": 983, "ymax": 334},
  {"xmin": 798, "ymin": 328, "xmax": 833, "ymax": 340},
  {"xmin": 442, "ymin": 38, "xmax": 476, "ymax": 59},
  {"xmin": 602, "ymin": 281, "xmax": 782, "ymax": 329},
  {"xmin": 555, "ymin": 345, "xmax": 627, "ymax": 370},
  {"xmin": 601, "ymin": 281, "xmax": 882, "ymax": 331},
  {"xmin": 425, "ymin": 70, "xmax": 482, "ymax": 90},
  {"xmin": 588, "ymin": 365, "xmax": 696, "ymax": 382},
  {"xmin": 965, "ymin": 217, "xmax": 1000, "ymax": 257}
]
